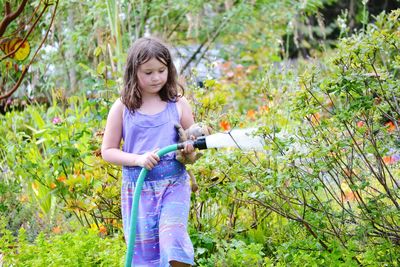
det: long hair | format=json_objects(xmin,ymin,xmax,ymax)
[{"xmin": 121, "ymin": 37, "xmax": 183, "ymax": 112}]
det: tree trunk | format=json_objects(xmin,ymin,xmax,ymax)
[
  {"xmin": 349, "ymin": 0, "xmax": 356, "ymax": 31},
  {"xmin": 66, "ymin": 8, "xmax": 77, "ymax": 94}
]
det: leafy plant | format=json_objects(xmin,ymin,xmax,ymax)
[
  {"xmin": 0, "ymin": 93, "xmax": 122, "ymax": 235},
  {"xmin": 0, "ymin": 221, "xmax": 125, "ymax": 267}
]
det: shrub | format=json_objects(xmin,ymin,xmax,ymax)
[{"xmin": 1, "ymin": 222, "xmax": 125, "ymax": 267}]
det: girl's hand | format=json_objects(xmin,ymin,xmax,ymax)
[
  {"xmin": 182, "ymin": 141, "xmax": 195, "ymax": 154},
  {"xmin": 182, "ymin": 135, "xmax": 195, "ymax": 154},
  {"xmin": 138, "ymin": 149, "xmax": 160, "ymax": 170}
]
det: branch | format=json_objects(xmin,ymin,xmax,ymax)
[
  {"xmin": 0, "ymin": 2, "xmax": 52, "ymax": 61},
  {"xmin": 180, "ymin": 11, "xmax": 234, "ymax": 75},
  {"xmin": 0, "ymin": 0, "xmax": 29, "ymax": 38},
  {"xmin": 0, "ymin": 0, "xmax": 59, "ymax": 100}
]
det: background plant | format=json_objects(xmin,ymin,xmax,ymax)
[
  {"xmin": 0, "ymin": 93, "xmax": 123, "ymax": 236},
  {"xmin": 188, "ymin": 10, "xmax": 399, "ymax": 265},
  {"xmin": 1, "ymin": 2, "xmax": 400, "ymax": 266}
]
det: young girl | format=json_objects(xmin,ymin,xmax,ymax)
[{"xmin": 101, "ymin": 37, "xmax": 195, "ymax": 267}]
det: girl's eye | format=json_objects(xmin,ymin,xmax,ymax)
[
  {"xmin": 159, "ymin": 69, "xmax": 166, "ymax": 73},
  {"xmin": 145, "ymin": 72, "xmax": 152, "ymax": 75}
]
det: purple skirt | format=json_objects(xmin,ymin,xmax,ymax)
[{"xmin": 121, "ymin": 160, "xmax": 194, "ymax": 266}]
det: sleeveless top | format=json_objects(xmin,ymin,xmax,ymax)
[{"xmin": 122, "ymin": 101, "xmax": 185, "ymax": 180}]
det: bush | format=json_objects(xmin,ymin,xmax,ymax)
[
  {"xmin": 196, "ymin": 239, "xmax": 266, "ymax": 267},
  {"xmin": 0, "ymin": 222, "xmax": 125, "ymax": 267},
  {"xmin": 0, "ymin": 94, "xmax": 122, "ymax": 235}
]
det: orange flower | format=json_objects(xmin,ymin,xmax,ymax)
[
  {"xmin": 99, "ymin": 225, "xmax": 107, "ymax": 235},
  {"xmin": 235, "ymin": 64, "xmax": 244, "ymax": 71},
  {"xmin": 340, "ymin": 181, "xmax": 356, "ymax": 202},
  {"xmin": 344, "ymin": 169, "xmax": 352, "ymax": 177},
  {"xmin": 246, "ymin": 109, "xmax": 256, "ymax": 120},
  {"xmin": 57, "ymin": 175, "xmax": 66, "ymax": 182},
  {"xmin": 259, "ymin": 105, "xmax": 269, "ymax": 113},
  {"xmin": 219, "ymin": 120, "xmax": 231, "ymax": 131},
  {"xmin": 19, "ymin": 194, "xmax": 29, "ymax": 203},
  {"xmin": 385, "ymin": 121, "xmax": 396, "ymax": 132},
  {"xmin": 342, "ymin": 191, "xmax": 356, "ymax": 202},
  {"xmin": 52, "ymin": 226, "xmax": 62, "ymax": 234},
  {"xmin": 246, "ymin": 65, "xmax": 258, "ymax": 74},
  {"xmin": 85, "ymin": 173, "xmax": 91, "ymax": 181},
  {"xmin": 50, "ymin": 183, "xmax": 57, "ymax": 189},
  {"xmin": 382, "ymin": 156, "xmax": 395, "ymax": 165},
  {"xmin": 357, "ymin": 121, "xmax": 365, "ymax": 128},
  {"xmin": 219, "ymin": 61, "xmax": 232, "ymax": 71},
  {"xmin": 310, "ymin": 112, "xmax": 321, "ymax": 125}
]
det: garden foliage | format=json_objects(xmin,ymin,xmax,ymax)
[{"xmin": 0, "ymin": 9, "xmax": 399, "ymax": 267}]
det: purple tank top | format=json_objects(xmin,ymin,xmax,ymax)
[{"xmin": 122, "ymin": 101, "xmax": 180, "ymax": 161}]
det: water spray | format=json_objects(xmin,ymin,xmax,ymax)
[
  {"xmin": 125, "ymin": 128, "xmax": 265, "ymax": 267},
  {"xmin": 192, "ymin": 128, "xmax": 265, "ymax": 151}
]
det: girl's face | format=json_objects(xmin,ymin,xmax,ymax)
[{"xmin": 137, "ymin": 58, "xmax": 168, "ymax": 96}]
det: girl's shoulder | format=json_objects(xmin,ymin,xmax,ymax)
[
  {"xmin": 175, "ymin": 96, "xmax": 189, "ymax": 116},
  {"xmin": 112, "ymin": 98, "xmax": 124, "ymax": 110},
  {"xmin": 109, "ymin": 98, "xmax": 125, "ymax": 118}
]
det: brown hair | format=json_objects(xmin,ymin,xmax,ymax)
[{"xmin": 121, "ymin": 37, "xmax": 183, "ymax": 112}]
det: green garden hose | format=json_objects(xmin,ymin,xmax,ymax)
[
  {"xmin": 125, "ymin": 144, "xmax": 180, "ymax": 267},
  {"xmin": 124, "ymin": 130, "xmax": 262, "ymax": 266},
  {"xmin": 124, "ymin": 138, "xmax": 208, "ymax": 266}
]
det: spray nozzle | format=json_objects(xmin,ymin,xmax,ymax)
[
  {"xmin": 177, "ymin": 128, "xmax": 265, "ymax": 151},
  {"xmin": 177, "ymin": 137, "xmax": 208, "ymax": 151}
]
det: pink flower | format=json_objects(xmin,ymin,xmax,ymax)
[{"xmin": 52, "ymin": 117, "xmax": 62, "ymax": 124}]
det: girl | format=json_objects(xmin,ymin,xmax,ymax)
[{"xmin": 101, "ymin": 37, "xmax": 195, "ymax": 267}]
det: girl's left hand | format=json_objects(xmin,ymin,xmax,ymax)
[{"xmin": 182, "ymin": 141, "xmax": 195, "ymax": 154}]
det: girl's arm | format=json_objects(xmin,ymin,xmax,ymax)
[
  {"xmin": 177, "ymin": 96, "xmax": 195, "ymax": 154},
  {"xmin": 177, "ymin": 96, "xmax": 195, "ymax": 129},
  {"xmin": 101, "ymin": 99, "xmax": 159, "ymax": 169}
]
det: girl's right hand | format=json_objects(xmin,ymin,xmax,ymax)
[{"xmin": 138, "ymin": 150, "xmax": 160, "ymax": 170}]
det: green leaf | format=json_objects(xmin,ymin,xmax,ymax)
[
  {"xmin": 96, "ymin": 61, "xmax": 106, "ymax": 75},
  {"xmin": 93, "ymin": 46, "xmax": 102, "ymax": 57}
]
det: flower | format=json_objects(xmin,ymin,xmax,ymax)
[
  {"xmin": 383, "ymin": 155, "xmax": 399, "ymax": 165},
  {"xmin": 259, "ymin": 105, "xmax": 269, "ymax": 113},
  {"xmin": 344, "ymin": 169, "xmax": 352, "ymax": 177},
  {"xmin": 57, "ymin": 175, "xmax": 66, "ymax": 182},
  {"xmin": 99, "ymin": 225, "xmax": 107, "ymax": 235},
  {"xmin": 85, "ymin": 173, "xmax": 91, "ymax": 181},
  {"xmin": 19, "ymin": 194, "xmax": 29, "ymax": 203},
  {"xmin": 52, "ymin": 226, "xmax": 62, "ymax": 234},
  {"xmin": 246, "ymin": 109, "xmax": 256, "ymax": 120},
  {"xmin": 219, "ymin": 120, "xmax": 231, "ymax": 131},
  {"xmin": 385, "ymin": 121, "xmax": 396, "ymax": 132},
  {"xmin": 218, "ymin": 61, "xmax": 232, "ymax": 71},
  {"xmin": 310, "ymin": 112, "xmax": 321, "ymax": 125},
  {"xmin": 226, "ymin": 71, "xmax": 235, "ymax": 79},
  {"xmin": 357, "ymin": 121, "xmax": 365, "ymax": 127},
  {"xmin": 50, "ymin": 182, "xmax": 57, "ymax": 189},
  {"xmin": 52, "ymin": 117, "xmax": 62, "ymax": 124}
]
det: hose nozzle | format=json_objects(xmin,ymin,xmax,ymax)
[{"xmin": 177, "ymin": 137, "xmax": 208, "ymax": 151}]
